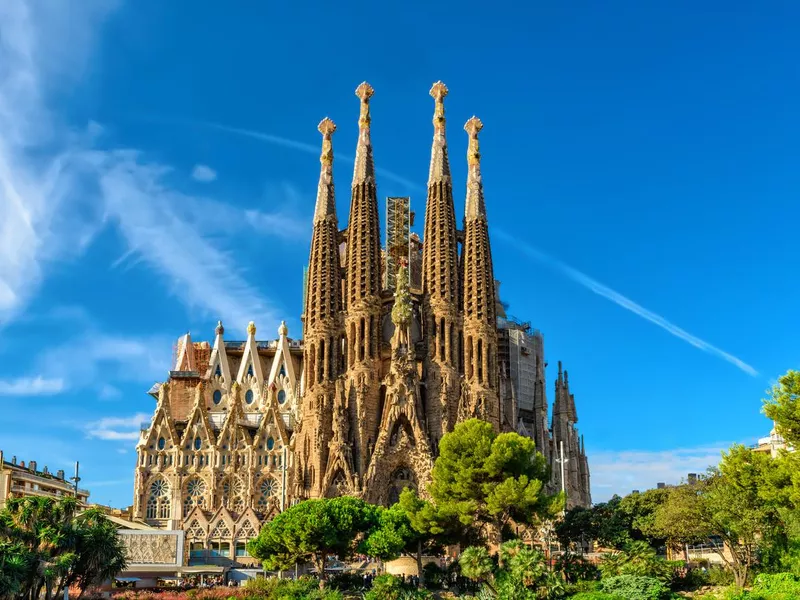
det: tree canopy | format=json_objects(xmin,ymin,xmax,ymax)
[
  {"xmin": 247, "ymin": 496, "xmax": 379, "ymax": 586},
  {"xmin": 430, "ymin": 419, "xmax": 562, "ymax": 542}
]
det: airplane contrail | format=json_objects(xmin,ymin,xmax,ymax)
[
  {"xmin": 204, "ymin": 122, "xmax": 423, "ymax": 191},
  {"xmin": 495, "ymin": 230, "xmax": 758, "ymax": 377}
]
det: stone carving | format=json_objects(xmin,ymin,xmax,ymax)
[{"xmin": 122, "ymin": 533, "xmax": 178, "ymax": 565}]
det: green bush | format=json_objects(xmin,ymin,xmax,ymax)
[
  {"xmin": 327, "ymin": 571, "xmax": 367, "ymax": 591},
  {"xmin": 565, "ymin": 580, "xmax": 602, "ymax": 595},
  {"xmin": 706, "ymin": 567, "xmax": 735, "ymax": 587},
  {"xmin": 364, "ymin": 574, "xmax": 404, "ymax": 600},
  {"xmin": 600, "ymin": 575, "xmax": 670, "ymax": 600},
  {"xmin": 751, "ymin": 572, "xmax": 800, "ymax": 599},
  {"xmin": 570, "ymin": 593, "xmax": 624, "ymax": 600},
  {"xmin": 265, "ymin": 576, "xmax": 337, "ymax": 600},
  {"xmin": 243, "ymin": 576, "xmax": 280, "ymax": 595}
]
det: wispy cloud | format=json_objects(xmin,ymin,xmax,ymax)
[
  {"xmin": 191, "ymin": 164, "xmax": 217, "ymax": 182},
  {"xmin": 85, "ymin": 413, "xmax": 150, "ymax": 441},
  {"xmin": 588, "ymin": 442, "xmax": 750, "ymax": 502},
  {"xmin": 0, "ymin": 376, "xmax": 64, "ymax": 396},
  {"xmin": 0, "ymin": 1, "xmax": 303, "ymax": 333},
  {"xmin": 496, "ymin": 231, "xmax": 758, "ymax": 377},
  {"xmin": 33, "ymin": 329, "xmax": 173, "ymax": 393},
  {"xmin": 0, "ymin": 1, "xmax": 110, "ymax": 325},
  {"xmin": 203, "ymin": 121, "xmax": 423, "ymax": 191}
]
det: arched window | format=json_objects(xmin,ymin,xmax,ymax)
[
  {"xmin": 194, "ymin": 436, "xmax": 202, "ymax": 451},
  {"xmin": 245, "ymin": 390, "xmax": 254, "ymax": 404},
  {"xmin": 266, "ymin": 437, "xmax": 275, "ymax": 451},
  {"xmin": 277, "ymin": 389, "xmax": 286, "ymax": 404},
  {"xmin": 157, "ymin": 437, "xmax": 166, "ymax": 450},
  {"xmin": 146, "ymin": 477, "xmax": 171, "ymax": 520},
  {"xmin": 184, "ymin": 477, "xmax": 207, "ymax": 517},
  {"xmin": 213, "ymin": 390, "xmax": 222, "ymax": 405}
]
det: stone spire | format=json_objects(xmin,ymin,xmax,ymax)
[
  {"xmin": 461, "ymin": 116, "xmax": 499, "ymax": 428},
  {"xmin": 345, "ymin": 82, "xmax": 382, "ymax": 356},
  {"xmin": 344, "ymin": 82, "xmax": 383, "ymax": 479},
  {"xmin": 295, "ymin": 118, "xmax": 346, "ymax": 500},
  {"xmin": 304, "ymin": 117, "xmax": 342, "ymax": 379},
  {"xmin": 422, "ymin": 82, "xmax": 461, "ymax": 438}
]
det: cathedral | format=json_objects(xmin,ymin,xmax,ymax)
[{"xmin": 131, "ymin": 82, "xmax": 590, "ymax": 564}]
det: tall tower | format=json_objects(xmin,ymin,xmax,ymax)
[
  {"xmin": 294, "ymin": 118, "xmax": 345, "ymax": 498},
  {"xmin": 460, "ymin": 117, "xmax": 500, "ymax": 429},
  {"xmin": 421, "ymin": 82, "xmax": 462, "ymax": 446},
  {"xmin": 343, "ymin": 82, "xmax": 383, "ymax": 478}
]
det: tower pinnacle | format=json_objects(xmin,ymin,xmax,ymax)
[
  {"xmin": 430, "ymin": 81, "xmax": 448, "ymax": 131},
  {"xmin": 314, "ymin": 118, "xmax": 337, "ymax": 222},
  {"xmin": 352, "ymin": 82, "xmax": 376, "ymax": 187},
  {"xmin": 464, "ymin": 117, "xmax": 486, "ymax": 220}
]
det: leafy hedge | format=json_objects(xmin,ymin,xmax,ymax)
[{"xmin": 600, "ymin": 575, "xmax": 670, "ymax": 600}]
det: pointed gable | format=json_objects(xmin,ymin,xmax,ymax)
[
  {"xmin": 237, "ymin": 321, "xmax": 265, "ymax": 386},
  {"xmin": 208, "ymin": 507, "xmax": 235, "ymax": 539},
  {"xmin": 174, "ymin": 333, "xmax": 196, "ymax": 371},
  {"xmin": 140, "ymin": 383, "xmax": 180, "ymax": 449},
  {"xmin": 184, "ymin": 508, "xmax": 209, "ymax": 540},
  {"xmin": 205, "ymin": 321, "xmax": 233, "ymax": 388},
  {"xmin": 181, "ymin": 383, "xmax": 216, "ymax": 448},
  {"xmin": 235, "ymin": 508, "xmax": 261, "ymax": 540},
  {"xmin": 216, "ymin": 385, "xmax": 251, "ymax": 451}
]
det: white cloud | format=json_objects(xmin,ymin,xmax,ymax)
[
  {"xmin": 0, "ymin": 1, "xmax": 113, "ymax": 326},
  {"xmin": 34, "ymin": 330, "xmax": 173, "ymax": 392},
  {"xmin": 191, "ymin": 164, "xmax": 217, "ymax": 182},
  {"xmin": 589, "ymin": 444, "xmax": 732, "ymax": 502},
  {"xmin": 496, "ymin": 231, "xmax": 758, "ymax": 377},
  {"xmin": 85, "ymin": 412, "xmax": 150, "ymax": 441},
  {"xmin": 0, "ymin": 376, "xmax": 64, "ymax": 396},
  {"xmin": 0, "ymin": 1, "xmax": 303, "ymax": 332}
]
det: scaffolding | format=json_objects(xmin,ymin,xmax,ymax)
[{"xmin": 385, "ymin": 196, "xmax": 411, "ymax": 290}]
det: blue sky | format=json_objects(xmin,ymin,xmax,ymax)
[{"xmin": 1, "ymin": 0, "xmax": 797, "ymax": 507}]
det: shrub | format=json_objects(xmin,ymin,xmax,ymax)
[
  {"xmin": 706, "ymin": 567, "xmax": 735, "ymax": 587},
  {"xmin": 327, "ymin": 571, "xmax": 367, "ymax": 591},
  {"xmin": 565, "ymin": 580, "xmax": 602, "ymax": 595},
  {"xmin": 751, "ymin": 572, "xmax": 800, "ymax": 599},
  {"xmin": 364, "ymin": 574, "xmax": 404, "ymax": 600},
  {"xmin": 599, "ymin": 543, "xmax": 672, "ymax": 584},
  {"xmin": 570, "ymin": 593, "xmax": 625, "ymax": 600},
  {"xmin": 244, "ymin": 576, "xmax": 280, "ymax": 595},
  {"xmin": 600, "ymin": 574, "xmax": 670, "ymax": 600},
  {"xmin": 556, "ymin": 552, "xmax": 601, "ymax": 583}
]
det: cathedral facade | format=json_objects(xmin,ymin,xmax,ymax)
[{"xmin": 131, "ymin": 82, "xmax": 590, "ymax": 564}]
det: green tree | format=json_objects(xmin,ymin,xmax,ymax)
[
  {"xmin": 430, "ymin": 419, "xmax": 562, "ymax": 544},
  {"xmin": 652, "ymin": 445, "xmax": 781, "ymax": 587},
  {"xmin": 764, "ymin": 369, "xmax": 800, "ymax": 446},
  {"xmin": 247, "ymin": 496, "xmax": 378, "ymax": 588},
  {"xmin": 0, "ymin": 496, "xmax": 127, "ymax": 600},
  {"xmin": 618, "ymin": 487, "xmax": 670, "ymax": 548}
]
